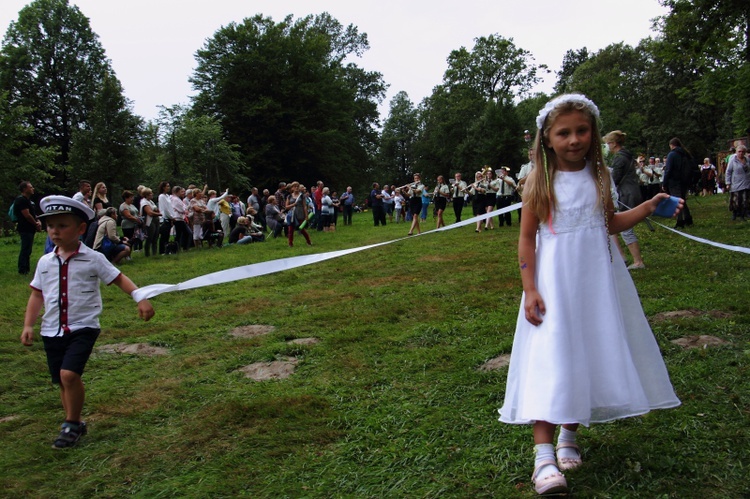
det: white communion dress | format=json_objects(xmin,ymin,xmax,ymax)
[{"xmin": 498, "ymin": 164, "xmax": 680, "ymax": 426}]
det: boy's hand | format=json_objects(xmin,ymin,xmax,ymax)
[
  {"xmin": 137, "ymin": 300, "xmax": 155, "ymax": 321},
  {"xmin": 21, "ymin": 327, "xmax": 34, "ymax": 346}
]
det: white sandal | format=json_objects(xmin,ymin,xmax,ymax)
[
  {"xmin": 556, "ymin": 442, "xmax": 582, "ymax": 471},
  {"xmin": 532, "ymin": 458, "xmax": 568, "ymax": 495}
]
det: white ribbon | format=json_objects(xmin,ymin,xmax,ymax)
[
  {"xmin": 647, "ymin": 218, "xmax": 750, "ymax": 254},
  {"xmin": 131, "ymin": 201, "xmax": 749, "ymax": 302},
  {"xmin": 132, "ymin": 203, "xmax": 522, "ymax": 302}
]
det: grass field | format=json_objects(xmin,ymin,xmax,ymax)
[{"xmin": 1, "ymin": 194, "xmax": 748, "ymax": 498}]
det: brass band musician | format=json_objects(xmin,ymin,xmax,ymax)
[{"xmin": 433, "ymin": 175, "xmax": 451, "ymax": 228}]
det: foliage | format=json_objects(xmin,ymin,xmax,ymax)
[
  {"xmin": 515, "ymin": 93, "xmax": 551, "ymax": 138},
  {"xmin": 655, "ymin": 0, "xmax": 750, "ymax": 137},
  {"xmin": 444, "ymin": 34, "xmax": 546, "ymax": 104},
  {"xmin": 553, "ymin": 47, "xmax": 589, "ymax": 95},
  {"xmin": 377, "ymin": 91, "xmax": 419, "ymax": 184},
  {"xmin": 0, "ymin": 91, "xmax": 56, "ymax": 209},
  {"xmin": 416, "ymin": 84, "xmax": 486, "ymax": 176},
  {"xmin": 414, "ymin": 35, "xmax": 542, "ymax": 177},
  {"xmin": 0, "ymin": 0, "xmax": 110, "ymax": 187},
  {"xmin": 190, "ymin": 13, "xmax": 386, "ymax": 189},
  {"xmin": 148, "ymin": 105, "xmax": 248, "ymax": 192},
  {"xmin": 0, "ymin": 196, "xmax": 748, "ymax": 497},
  {"xmin": 567, "ymin": 43, "xmax": 649, "ymax": 146},
  {"xmin": 68, "ymin": 73, "xmax": 145, "ymax": 196}
]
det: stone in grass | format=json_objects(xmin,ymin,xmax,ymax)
[
  {"xmin": 651, "ymin": 309, "xmax": 731, "ymax": 322},
  {"xmin": 671, "ymin": 335, "xmax": 730, "ymax": 349},
  {"xmin": 0, "ymin": 415, "xmax": 19, "ymax": 424},
  {"xmin": 230, "ymin": 325, "xmax": 276, "ymax": 338},
  {"xmin": 287, "ymin": 337, "xmax": 320, "ymax": 346},
  {"xmin": 96, "ymin": 343, "xmax": 169, "ymax": 356},
  {"xmin": 239, "ymin": 356, "xmax": 299, "ymax": 381},
  {"xmin": 478, "ymin": 354, "xmax": 511, "ymax": 371}
]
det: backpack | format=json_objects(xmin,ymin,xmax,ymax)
[{"xmin": 8, "ymin": 198, "xmax": 18, "ymax": 223}]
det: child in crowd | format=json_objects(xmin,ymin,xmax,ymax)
[
  {"xmin": 201, "ymin": 210, "xmax": 224, "ymax": 248},
  {"xmin": 498, "ymin": 94, "xmax": 682, "ymax": 495},
  {"xmin": 20, "ymin": 196, "xmax": 155, "ymax": 449}
]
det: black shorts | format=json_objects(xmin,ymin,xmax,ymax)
[
  {"xmin": 434, "ymin": 197, "xmax": 447, "ymax": 211},
  {"xmin": 42, "ymin": 328, "xmax": 100, "ymax": 384}
]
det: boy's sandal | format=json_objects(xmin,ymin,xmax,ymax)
[
  {"xmin": 556, "ymin": 442, "xmax": 582, "ymax": 471},
  {"xmin": 532, "ymin": 459, "xmax": 568, "ymax": 495},
  {"xmin": 52, "ymin": 421, "xmax": 86, "ymax": 449}
]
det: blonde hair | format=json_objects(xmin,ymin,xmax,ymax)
[
  {"xmin": 91, "ymin": 182, "xmax": 108, "ymax": 208},
  {"xmin": 525, "ymin": 96, "xmax": 610, "ymax": 224},
  {"xmin": 603, "ymin": 130, "xmax": 627, "ymax": 146}
]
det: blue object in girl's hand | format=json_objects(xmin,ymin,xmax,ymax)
[{"xmin": 653, "ymin": 196, "xmax": 680, "ymax": 218}]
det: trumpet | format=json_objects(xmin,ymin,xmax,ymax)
[
  {"xmin": 462, "ymin": 179, "xmax": 487, "ymax": 193},
  {"xmin": 397, "ymin": 182, "xmax": 424, "ymax": 197},
  {"xmin": 396, "ymin": 181, "xmax": 420, "ymax": 191}
]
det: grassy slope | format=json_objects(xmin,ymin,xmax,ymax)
[{"xmin": 0, "ymin": 195, "xmax": 748, "ymax": 498}]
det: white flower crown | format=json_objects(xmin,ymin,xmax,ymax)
[{"xmin": 536, "ymin": 94, "xmax": 600, "ymax": 130}]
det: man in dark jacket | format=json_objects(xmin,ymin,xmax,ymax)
[
  {"xmin": 662, "ymin": 137, "xmax": 694, "ymax": 228},
  {"xmin": 15, "ymin": 181, "xmax": 42, "ymax": 274}
]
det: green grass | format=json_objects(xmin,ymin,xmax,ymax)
[{"xmin": 1, "ymin": 195, "xmax": 749, "ymax": 498}]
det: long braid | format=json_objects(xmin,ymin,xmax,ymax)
[
  {"xmin": 595, "ymin": 159, "xmax": 613, "ymax": 262},
  {"xmin": 543, "ymin": 148, "xmax": 555, "ymax": 234}
]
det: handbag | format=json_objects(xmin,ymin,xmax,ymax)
[{"xmin": 100, "ymin": 237, "xmax": 115, "ymax": 254}]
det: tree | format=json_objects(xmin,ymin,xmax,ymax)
[
  {"xmin": 151, "ymin": 105, "xmax": 247, "ymax": 191},
  {"xmin": 0, "ymin": 0, "xmax": 111, "ymax": 187},
  {"xmin": 443, "ymin": 34, "xmax": 546, "ymax": 104},
  {"xmin": 656, "ymin": 0, "xmax": 750, "ymax": 137},
  {"xmin": 69, "ymin": 73, "xmax": 144, "ymax": 193},
  {"xmin": 378, "ymin": 91, "xmax": 419, "ymax": 183},
  {"xmin": 0, "ymin": 91, "xmax": 56, "ymax": 206},
  {"xmin": 415, "ymin": 85, "xmax": 487, "ymax": 176},
  {"xmin": 416, "ymin": 35, "xmax": 540, "ymax": 176},
  {"xmin": 190, "ymin": 13, "xmax": 386, "ymax": 189},
  {"xmin": 554, "ymin": 48, "xmax": 589, "ymax": 95},
  {"xmin": 566, "ymin": 43, "xmax": 650, "ymax": 149},
  {"xmin": 515, "ymin": 93, "xmax": 552, "ymax": 138}
]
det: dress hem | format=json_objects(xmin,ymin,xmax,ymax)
[{"xmin": 497, "ymin": 400, "xmax": 681, "ymax": 427}]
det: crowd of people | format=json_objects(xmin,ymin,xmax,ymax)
[
  {"xmin": 10, "ymin": 133, "xmax": 747, "ymax": 276},
  {"xmin": 11, "ymin": 178, "xmax": 361, "ymax": 273},
  {"xmin": 366, "ymin": 167, "xmax": 520, "ymax": 235}
]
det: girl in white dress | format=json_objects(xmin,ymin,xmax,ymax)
[{"xmin": 498, "ymin": 94, "xmax": 682, "ymax": 495}]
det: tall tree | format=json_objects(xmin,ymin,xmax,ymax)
[
  {"xmin": 0, "ymin": 91, "xmax": 56, "ymax": 204},
  {"xmin": 656, "ymin": 0, "xmax": 750, "ymax": 137},
  {"xmin": 554, "ymin": 48, "xmax": 589, "ymax": 95},
  {"xmin": 416, "ymin": 35, "xmax": 540, "ymax": 175},
  {"xmin": 416, "ymin": 85, "xmax": 487, "ymax": 176},
  {"xmin": 0, "ymin": 0, "xmax": 111, "ymax": 187},
  {"xmin": 566, "ymin": 43, "xmax": 650, "ymax": 149},
  {"xmin": 151, "ymin": 105, "xmax": 247, "ymax": 191},
  {"xmin": 443, "ymin": 34, "xmax": 546, "ymax": 104},
  {"xmin": 378, "ymin": 91, "xmax": 419, "ymax": 183},
  {"xmin": 190, "ymin": 13, "xmax": 386, "ymax": 188},
  {"xmin": 69, "ymin": 73, "xmax": 144, "ymax": 193}
]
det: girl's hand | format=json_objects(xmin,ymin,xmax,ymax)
[
  {"xmin": 649, "ymin": 193, "xmax": 684, "ymax": 217},
  {"xmin": 524, "ymin": 290, "xmax": 546, "ymax": 326}
]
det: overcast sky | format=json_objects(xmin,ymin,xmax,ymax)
[{"xmin": 1, "ymin": 0, "xmax": 668, "ymax": 122}]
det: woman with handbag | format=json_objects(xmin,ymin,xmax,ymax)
[
  {"xmin": 119, "ymin": 190, "xmax": 143, "ymax": 252},
  {"xmin": 284, "ymin": 182, "xmax": 312, "ymax": 247},
  {"xmin": 94, "ymin": 207, "xmax": 131, "ymax": 264},
  {"xmin": 139, "ymin": 188, "xmax": 161, "ymax": 257}
]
